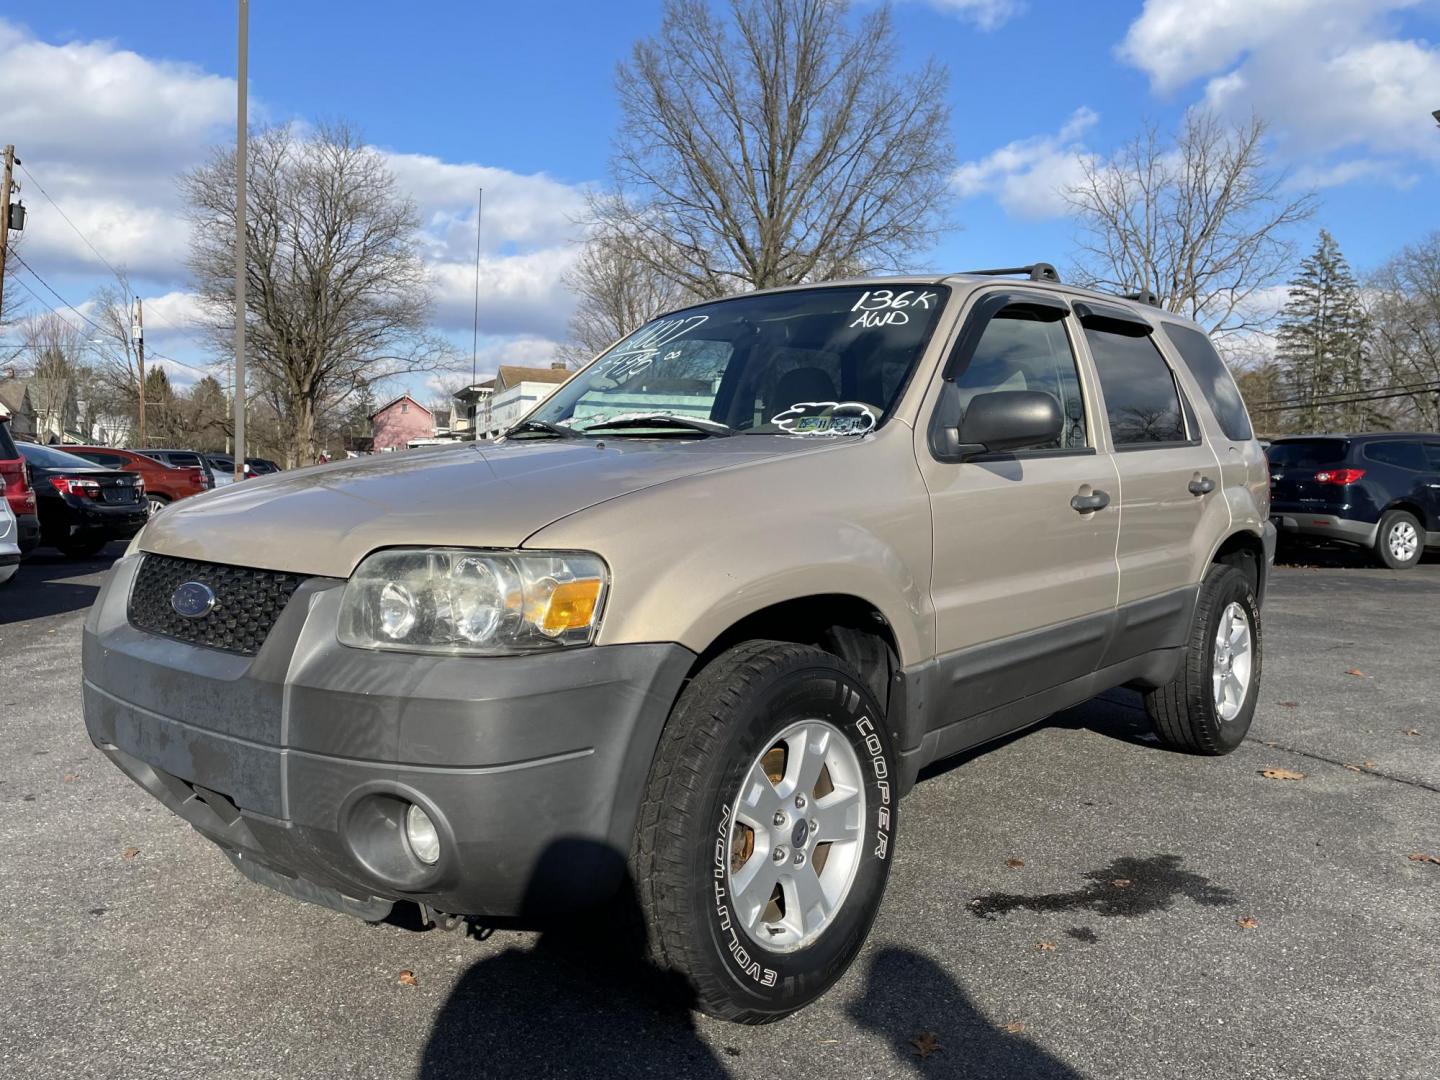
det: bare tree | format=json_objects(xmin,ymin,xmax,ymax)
[
  {"xmin": 1367, "ymin": 232, "xmax": 1440, "ymax": 431},
  {"xmin": 181, "ymin": 122, "xmax": 438, "ymax": 466},
  {"xmin": 20, "ymin": 311, "xmax": 88, "ymax": 441},
  {"xmin": 557, "ymin": 203, "xmax": 688, "ymax": 366},
  {"xmin": 1066, "ymin": 112, "xmax": 1315, "ymax": 337},
  {"xmin": 601, "ymin": 0, "xmax": 954, "ymax": 299}
]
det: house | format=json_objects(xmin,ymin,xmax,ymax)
[
  {"xmin": 369, "ymin": 392, "xmax": 434, "ymax": 452},
  {"xmin": 450, "ymin": 381, "xmax": 494, "ymax": 439},
  {"xmin": 478, "ymin": 364, "xmax": 572, "ymax": 439}
]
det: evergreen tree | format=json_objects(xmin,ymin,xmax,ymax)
[{"xmin": 1274, "ymin": 231, "xmax": 1369, "ymax": 432}]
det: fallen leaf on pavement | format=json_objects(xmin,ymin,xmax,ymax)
[
  {"xmin": 1005, "ymin": 858, "xmax": 1025, "ymax": 869},
  {"xmin": 397, "ymin": 969, "xmax": 418, "ymax": 987},
  {"xmin": 1343, "ymin": 761, "xmax": 1378, "ymax": 772},
  {"xmin": 911, "ymin": 1032, "xmax": 942, "ymax": 1059},
  {"xmin": 1278, "ymin": 701, "xmax": 1298, "ymax": 708},
  {"xmin": 1036, "ymin": 941, "xmax": 1057, "ymax": 951},
  {"xmin": 1000, "ymin": 1022, "xmax": 1026, "ymax": 1035},
  {"xmin": 1344, "ymin": 668, "xmax": 1366, "ymax": 678},
  {"xmin": 62, "ymin": 774, "xmax": 77, "ymax": 783},
  {"xmin": 1407, "ymin": 853, "xmax": 1440, "ymax": 865},
  {"xmin": 1236, "ymin": 916, "xmax": 1260, "ymax": 929},
  {"xmin": 120, "ymin": 847, "xmax": 140, "ymax": 859},
  {"xmin": 1401, "ymin": 728, "xmax": 1420, "ymax": 737},
  {"xmin": 1110, "ymin": 878, "xmax": 1132, "ymax": 888},
  {"xmin": 1260, "ymin": 768, "xmax": 1306, "ymax": 781}
]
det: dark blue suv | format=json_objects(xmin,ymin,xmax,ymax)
[{"xmin": 1268, "ymin": 433, "xmax": 1440, "ymax": 568}]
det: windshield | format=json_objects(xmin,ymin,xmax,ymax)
[
  {"xmin": 18, "ymin": 442, "xmax": 112, "ymax": 470},
  {"xmin": 1267, "ymin": 439, "xmax": 1349, "ymax": 469},
  {"xmin": 529, "ymin": 284, "xmax": 950, "ymax": 437}
]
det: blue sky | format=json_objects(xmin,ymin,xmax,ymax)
[{"xmin": 3, "ymin": 0, "xmax": 1438, "ymax": 396}]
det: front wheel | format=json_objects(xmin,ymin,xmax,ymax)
[
  {"xmin": 631, "ymin": 641, "xmax": 897, "ymax": 1023},
  {"xmin": 1144, "ymin": 564, "xmax": 1262, "ymax": 755},
  {"xmin": 1374, "ymin": 509, "xmax": 1423, "ymax": 569}
]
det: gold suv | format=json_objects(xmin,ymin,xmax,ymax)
[{"xmin": 82, "ymin": 266, "xmax": 1273, "ymax": 1022}]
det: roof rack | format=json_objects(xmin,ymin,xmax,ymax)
[
  {"xmin": 959, "ymin": 263, "xmax": 1061, "ymax": 283},
  {"xmin": 1123, "ymin": 289, "xmax": 1161, "ymax": 308}
]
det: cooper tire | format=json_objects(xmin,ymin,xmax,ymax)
[
  {"xmin": 631, "ymin": 640, "xmax": 897, "ymax": 1023},
  {"xmin": 1374, "ymin": 509, "xmax": 1423, "ymax": 570},
  {"xmin": 1144, "ymin": 564, "xmax": 1262, "ymax": 755}
]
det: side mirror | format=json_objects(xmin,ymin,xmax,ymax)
[{"xmin": 945, "ymin": 389, "xmax": 1063, "ymax": 461}]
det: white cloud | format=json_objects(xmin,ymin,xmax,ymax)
[
  {"xmin": 1120, "ymin": 1, "xmax": 1440, "ymax": 164},
  {"xmin": 907, "ymin": 0, "xmax": 1025, "ymax": 30},
  {"xmin": 0, "ymin": 18, "xmax": 589, "ymax": 361},
  {"xmin": 951, "ymin": 107, "xmax": 1098, "ymax": 219}
]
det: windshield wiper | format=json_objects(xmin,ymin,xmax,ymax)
[
  {"xmin": 507, "ymin": 418, "xmax": 581, "ymax": 439},
  {"xmin": 581, "ymin": 413, "xmax": 732, "ymax": 437}
]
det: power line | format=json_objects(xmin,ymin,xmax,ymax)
[{"xmin": 8, "ymin": 248, "xmax": 109, "ymax": 335}]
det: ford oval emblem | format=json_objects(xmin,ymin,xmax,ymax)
[{"xmin": 170, "ymin": 581, "xmax": 216, "ymax": 619}]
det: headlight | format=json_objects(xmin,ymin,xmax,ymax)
[{"xmin": 337, "ymin": 548, "xmax": 608, "ymax": 655}]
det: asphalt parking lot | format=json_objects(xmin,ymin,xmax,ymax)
[{"xmin": 1, "ymin": 545, "xmax": 1437, "ymax": 1080}]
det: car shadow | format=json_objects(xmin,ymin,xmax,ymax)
[
  {"xmin": 0, "ymin": 542, "xmax": 123, "ymax": 624},
  {"xmin": 417, "ymin": 841, "xmax": 1085, "ymax": 1079},
  {"xmin": 1275, "ymin": 539, "xmax": 1440, "ymax": 569}
]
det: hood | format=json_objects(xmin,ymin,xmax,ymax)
[{"xmin": 139, "ymin": 436, "xmax": 841, "ymax": 577}]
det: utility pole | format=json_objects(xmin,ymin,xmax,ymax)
[
  {"xmin": 0, "ymin": 145, "xmax": 17, "ymax": 326},
  {"xmin": 232, "ymin": 0, "xmax": 249, "ymax": 480},
  {"xmin": 134, "ymin": 297, "xmax": 146, "ymax": 447}
]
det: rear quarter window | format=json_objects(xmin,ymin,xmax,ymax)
[
  {"xmin": 1160, "ymin": 323, "xmax": 1253, "ymax": 441},
  {"xmin": 1362, "ymin": 441, "xmax": 1426, "ymax": 470}
]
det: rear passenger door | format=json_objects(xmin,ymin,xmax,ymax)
[
  {"xmin": 1076, "ymin": 302, "xmax": 1230, "ymax": 611},
  {"xmin": 1424, "ymin": 443, "xmax": 1440, "ymax": 536}
]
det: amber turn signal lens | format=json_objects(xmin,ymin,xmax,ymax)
[{"xmin": 540, "ymin": 578, "xmax": 602, "ymax": 634}]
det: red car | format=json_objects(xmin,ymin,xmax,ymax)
[
  {"xmin": 66, "ymin": 446, "xmax": 212, "ymax": 516},
  {"xmin": 0, "ymin": 414, "xmax": 40, "ymax": 553}
]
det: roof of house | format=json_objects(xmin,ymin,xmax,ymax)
[
  {"xmin": 368, "ymin": 392, "xmax": 433, "ymax": 421},
  {"xmin": 0, "ymin": 376, "xmax": 30, "ymax": 414},
  {"xmin": 494, "ymin": 365, "xmax": 571, "ymax": 391}
]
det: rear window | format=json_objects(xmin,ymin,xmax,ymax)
[
  {"xmin": 1161, "ymin": 323, "xmax": 1253, "ymax": 441},
  {"xmin": 1267, "ymin": 439, "xmax": 1349, "ymax": 469},
  {"xmin": 0, "ymin": 420, "xmax": 17, "ymax": 459},
  {"xmin": 17, "ymin": 443, "xmax": 110, "ymax": 469},
  {"xmin": 1362, "ymin": 440, "xmax": 1426, "ymax": 470}
]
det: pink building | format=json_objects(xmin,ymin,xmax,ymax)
[{"xmin": 369, "ymin": 393, "xmax": 434, "ymax": 452}]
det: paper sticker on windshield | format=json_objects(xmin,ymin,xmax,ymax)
[{"xmin": 771, "ymin": 401, "xmax": 877, "ymax": 437}]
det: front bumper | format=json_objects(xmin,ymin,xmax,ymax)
[{"xmin": 82, "ymin": 554, "xmax": 694, "ymax": 919}]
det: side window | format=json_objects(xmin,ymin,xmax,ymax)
[
  {"xmin": 1161, "ymin": 323, "xmax": 1254, "ymax": 441},
  {"xmin": 1085, "ymin": 327, "xmax": 1188, "ymax": 446},
  {"xmin": 167, "ymin": 453, "xmax": 200, "ymax": 468},
  {"xmin": 954, "ymin": 312, "xmax": 1087, "ymax": 450},
  {"xmin": 1363, "ymin": 441, "xmax": 1426, "ymax": 470},
  {"xmin": 1425, "ymin": 443, "xmax": 1440, "ymax": 471}
]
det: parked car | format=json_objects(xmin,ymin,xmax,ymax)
[
  {"xmin": 133, "ymin": 449, "xmax": 217, "ymax": 490},
  {"xmin": 18, "ymin": 442, "xmax": 149, "ymax": 557},
  {"xmin": 1268, "ymin": 433, "xmax": 1440, "ymax": 568},
  {"xmin": 246, "ymin": 457, "xmax": 282, "ymax": 475},
  {"xmin": 204, "ymin": 453, "xmax": 257, "ymax": 483},
  {"xmin": 0, "ymin": 476, "xmax": 18, "ymax": 585},
  {"xmin": 0, "ymin": 412, "xmax": 40, "ymax": 553},
  {"xmin": 82, "ymin": 268, "xmax": 1273, "ymax": 1022},
  {"xmin": 65, "ymin": 446, "xmax": 211, "ymax": 516}
]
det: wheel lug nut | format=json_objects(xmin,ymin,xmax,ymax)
[
  {"xmin": 794, "ymin": 794, "xmax": 807, "ymax": 809},
  {"xmin": 809, "ymin": 819, "xmax": 818, "ymax": 834},
  {"xmin": 773, "ymin": 811, "xmax": 787, "ymax": 827},
  {"xmin": 773, "ymin": 846, "xmax": 788, "ymax": 862},
  {"xmin": 793, "ymin": 852, "xmax": 805, "ymax": 866}
]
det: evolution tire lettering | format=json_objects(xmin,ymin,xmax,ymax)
[
  {"xmin": 771, "ymin": 401, "xmax": 877, "ymax": 437},
  {"xmin": 713, "ymin": 804, "xmax": 779, "ymax": 988}
]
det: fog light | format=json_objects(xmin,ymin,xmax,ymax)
[{"xmin": 405, "ymin": 803, "xmax": 440, "ymax": 865}]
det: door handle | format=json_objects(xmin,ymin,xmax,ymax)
[
  {"xmin": 1188, "ymin": 475, "xmax": 1216, "ymax": 496},
  {"xmin": 1071, "ymin": 489, "xmax": 1111, "ymax": 513}
]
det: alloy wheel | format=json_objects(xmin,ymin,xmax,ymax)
[{"xmin": 1211, "ymin": 602, "xmax": 1253, "ymax": 722}]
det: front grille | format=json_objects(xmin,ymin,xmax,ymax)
[{"xmin": 128, "ymin": 554, "xmax": 309, "ymax": 656}]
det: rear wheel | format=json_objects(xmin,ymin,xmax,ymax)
[
  {"xmin": 1374, "ymin": 509, "xmax": 1423, "ymax": 569},
  {"xmin": 631, "ymin": 641, "xmax": 896, "ymax": 1023},
  {"xmin": 146, "ymin": 493, "xmax": 170, "ymax": 516},
  {"xmin": 1145, "ymin": 564, "xmax": 1262, "ymax": 755}
]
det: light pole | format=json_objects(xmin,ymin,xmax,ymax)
[{"xmin": 233, "ymin": 0, "xmax": 248, "ymax": 480}]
